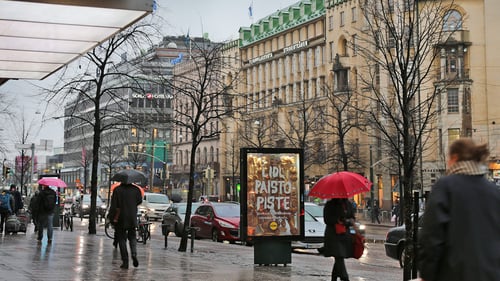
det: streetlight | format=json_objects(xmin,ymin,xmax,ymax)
[{"xmin": 369, "ymin": 145, "xmax": 375, "ymax": 223}]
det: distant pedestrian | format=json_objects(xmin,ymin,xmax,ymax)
[
  {"xmin": 36, "ymin": 185, "xmax": 57, "ymax": 244},
  {"xmin": 9, "ymin": 185, "xmax": 23, "ymax": 215},
  {"xmin": 373, "ymin": 201, "xmax": 381, "ymax": 224},
  {"xmin": 28, "ymin": 191, "xmax": 41, "ymax": 232},
  {"xmin": 323, "ymin": 198, "xmax": 356, "ymax": 281},
  {"xmin": 392, "ymin": 199, "xmax": 400, "ymax": 226},
  {"xmin": 0, "ymin": 189, "xmax": 13, "ymax": 234},
  {"xmin": 108, "ymin": 183, "xmax": 143, "ymax": 269},
  {"xmin": 418, "ymin": 138, "xmax": 500, "ymax": 281}
]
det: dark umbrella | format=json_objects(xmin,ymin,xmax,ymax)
[
  {"xmin": 308, "ymin": 171, "xmax": 371, "ymax": 199},
  {"xmin": 111, "ymin": 169, "xmax": 148, "ymax": 186},
  {"xmin": 170, "ymin": 193, "xmax": 182, "ymax": 203}
]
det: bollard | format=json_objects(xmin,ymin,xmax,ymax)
[
  {"xmin": 190, "ymin": 228, "xmax": 195, "ymax": 253},
  {"xmin": 164, "ymin": 232, "xmax": 168, "ymax": 249}
]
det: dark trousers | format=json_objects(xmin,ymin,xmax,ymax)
[
  {"xmin": 332, "ymin": 257, "xmax": 349, "ymax": 281},
  {"xmin": 115, "ymin": 226, "xmax": 137, "ymax": 263},
  {"xmin": 0, "ymin": 211, "xmax": 10, "ymax": 233}
]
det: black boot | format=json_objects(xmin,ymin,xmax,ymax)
[{"xmin": 132, "ymin": 255, "xmax": 139, "ymax": 267}]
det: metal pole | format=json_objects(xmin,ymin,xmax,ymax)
[
  {"xmin": 150, "ymin": 128, "xmax": 156, "ymax": 191},
  {"xmin": 369, "ymin": 145, "xmax": 375, "ymax": 223},
  {"xmin": 20, "ymin": 149, "xmax": 25, "ymax": 195},
  {"xmin": 30, "ymin": 143, "xmax": 35, "ymax": 196}
]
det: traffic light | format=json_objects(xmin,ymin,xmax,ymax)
[
  {"xmin": 236, "ymin": 183, "xmax": 241, "ymax": 193},
  {"xmin": 3, "ymin": 167, "xmax": 10, "ymax": 178},
  {"xmin": 202, "ymin": 169, "xmax": 207, "ymax": 179}
]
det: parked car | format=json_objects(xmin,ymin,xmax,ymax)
[
  {"xmin": 74, "ymin": 194, "xmax": 107, "ymax": 218},
  {"xmin": 305, "ymin": 202, "xmax": 365, "ymax": 235},
  {"xmin": 384, "ymin": 213, "xmax": 423, "ymax": 268},
  {"xmin": 305, "ymin": 202, "xmax": 325, "ymax": 223},
  {"xmin": 292, "ymin": 210, "xmax": 325, "ymax": 250},
  {"xmin": 162, "ymin": 202, "xmax": 200, "ymax": 237},
  {"xmin": 140, "ymin": 192, "xmax": 170, "ymax": 220},
  {"xmin": 190, "ymin": 202, "xmax": 240, "ymax": 243}
]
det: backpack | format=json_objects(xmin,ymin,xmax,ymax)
[
  {"xmin": 42, "ymin": 190, "xmax": 56, "ymax": 212},
  {"xmin": 0, "ymin": 193, "xmax": 11, "ymax": 212}
]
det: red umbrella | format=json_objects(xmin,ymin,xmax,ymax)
[
  {"xmin": 111, "ymin": 182, "xmax": 144, "ymax": 197},
  {"xmin": 38, "ymin": 177, "xmax": 67, "ymax": 188},
  {"xmin": 308, "ymin": 171, "xmax": 371, "ymax": 199}
]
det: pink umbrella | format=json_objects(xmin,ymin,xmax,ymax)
[
  {"xmin": 308, "ymin": 171, "xmax": 371, "ymax": 199},
  {"xmin": 38, "ymin": 177, "xmax": 67, "ymax": 188}
]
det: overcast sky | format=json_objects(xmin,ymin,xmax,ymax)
[{"xmin": 0, "ymin": 0, "xmax": 299, "ymax": 160}]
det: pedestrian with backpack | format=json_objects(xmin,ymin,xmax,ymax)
[
  {"xmin": 36, "ymin": 185, "xmax": 57, "ymax": 244},
  {"xmin": 0, "ymin": 189, "xmax": 13, "ymax": 235}
]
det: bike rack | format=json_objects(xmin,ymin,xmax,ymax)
[{"xmin": 163, "ymin": 226, "xmax": 200, "ymax": 253}]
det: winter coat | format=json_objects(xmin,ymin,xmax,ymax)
[
  {"xmin": 108, "ymin": 184, "xmax": 143, "ymax": 230},
  {"xmin": 11, "ymin": 190, "xmax": 23, "ymax": 213},
  {"xmin": 322, "ymin": 198, "xmax": 355, "ymax": 258},
  {"xmin": 37, "ymin": 188, "xmax": 57, "ymax": 215},
  {"xmin": 418, "ymin": 174, "xmax": 500, "ymax": 281}
]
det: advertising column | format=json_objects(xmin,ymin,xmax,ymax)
[{"xmin": 240, "ymin": 148, "xmax": 304, "ymax": 265}]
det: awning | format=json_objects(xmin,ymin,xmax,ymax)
[{"xmin": 0, "ymin": 0, "xmax": 153, "ymax": 84}]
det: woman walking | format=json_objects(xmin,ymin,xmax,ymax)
[{"xmin": 322, "ymin": 198, "xmax": 356, "ymax": 281}]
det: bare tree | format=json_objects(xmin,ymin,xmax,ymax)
[
  {"xmin": 9, "ymin": 113, "xmax": 38, "ymax": 195},
  {"xmin": 168, "ymin": 39, "xmax": 240, "ymax": 252},
  {"xmin": 46, "ymin": 22, "xmax": 159, "ymax": 234},
  {"xmin": 100, "ymin": 129, "xmax": 127, "ymax": 203},
  {"xmin": 354, "ymin": 0, "xmax": 456, "ymax": 278},
  {"xmin": 321, "ymin": 81, "xmax": 365, "ymax": 172}
]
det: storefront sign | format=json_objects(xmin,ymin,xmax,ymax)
[
  {"xmin": 283, "ymin": 40, "xmax": 308, "ymax": 54},
  {"xmin": 249, "ymin": 52, "xmax": 274, "ymax": 64},
  {"xmin": 131, "ymin": 93, "xmax": 172, "ymax": 99},
  {"xmin": 240, "ymin": 148, "xmax": 304, "ymax": 240}
]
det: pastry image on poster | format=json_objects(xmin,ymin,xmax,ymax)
[{"xmin": 246, "ymin": 152, "xmax": 301, "ymax": 237}]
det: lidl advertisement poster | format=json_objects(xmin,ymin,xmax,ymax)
[{"xmin": 246, "ymin": 152, "xmax": 301, "ymax": 237}]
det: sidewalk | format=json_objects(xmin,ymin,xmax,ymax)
[{"xmin": 0, "ymin": 219, "xmax": 402, "ymax": 281}]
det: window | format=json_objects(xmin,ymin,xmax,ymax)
[
  {"xmin": 448, "ymin": 128, "xmax": 460, "ymax": 144},
  {"xmin": 328, "ymin": 15, "xmax": 334, "ymax": 30},
  {"xmin": 352, "ymin": 35, "xmax": 357, "ymax": 56},
  {"xmin": 443, "ymin": 10, "xmax": 462, "ymax": 31},
  {"xmin": 340, "ymin": 11, "xmax": 345, "ymax": 26},
  {"xmin": 329, "ymin": 41, "xmax": 334, "ymax": 61},
  {"xmin": 447, "ymin": 88, "xmax": 459, "ymax": 113},
  {"xmin": 352, "ymin": 7, "xmax": 357, "ymax": 22}
]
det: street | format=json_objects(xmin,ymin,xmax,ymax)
[{"xmin": 0, "ymin": 218, "xmax": 403, "ymax": 281}]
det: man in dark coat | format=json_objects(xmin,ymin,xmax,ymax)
[
  {"xmin": 108, "ymin": 183, "xmax": 143, "ymax": 269},
  {"xmin": 418, "ymin": 138, "xmax": 500, "ymax": 281},
  {"xmin": 323, "ymin": 198, "xmax": 355, "ymax": 281},
  {"xmin": 36, "ymin": 185, "xmax": 56, "ymax": 244},
  {"xmin": 10, "ymin": 185, "xmax": 23, "ymax": 214}
]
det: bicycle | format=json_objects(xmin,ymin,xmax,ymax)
[
  {"xmin": 136, "ymin": 213, "xmax": 151, "ymax": 244},
  {"xmin": 60, "ymin": 207, "xmax": 73, "ymax": 231},
  {"xmin": 104, "ymin": 213, "xmax": 151, "ymax": 245}
]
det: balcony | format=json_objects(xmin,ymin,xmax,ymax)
[{"xmin": 439, "ymin": 30, "xmax": 470, "ymax": 45}]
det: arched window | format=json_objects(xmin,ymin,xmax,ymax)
[
  {"xmin": 210, "ymin": 146, "xmax": 214, "ymax": 163},
  {"xmin": 443, "ymin": 10, "xmax": 462, "ymax": 31},
  {"xmin": 203, "ymin": 147, "xmax": 208, "ymax": 164}
]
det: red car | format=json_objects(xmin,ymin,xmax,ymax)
[{"xmin": 190, "ymin": 202, "xmax": 240, "ymax": 243}]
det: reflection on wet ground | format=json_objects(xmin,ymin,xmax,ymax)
[{"xmin": 0, "ymin": 219, "xmax": 400, "ymax": 281}]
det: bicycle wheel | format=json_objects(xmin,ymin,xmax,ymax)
[
  {"xmin": 142, "ymin": 225, "xmax": 148, "ymax": 244},
  {"xmin": 105, "ymin": 222, "xmax": 115, "ymax": 239},
  {"xmin": 64, "ymin": 215, "xmax": 71, "ymax": 230},
  {"xmin": 136, "ymin": 227, "xmax": 144, "ymax": 243}
]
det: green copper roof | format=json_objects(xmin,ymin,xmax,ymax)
[{"xmin": 240, "ymin": 0, "xmax": 325, "ymax": 47}]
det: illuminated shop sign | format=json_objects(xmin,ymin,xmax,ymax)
[
  {"xmin": 131, "ymin": 93, "xmax": 172, "ymax": 99},
  {"xmin": 283, "ymin": 40, "xmax": 308, "ymax": 54},
  {"xmin": 240, "ymin": 148, "xmax": 304, "ymax": 240}
]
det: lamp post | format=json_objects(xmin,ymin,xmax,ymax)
[
  {"xmin": 369, "ymin": 145, "xmax": 375, "ymax": 223},
  {"xmin": 150, "ymin": 128, "xmax": 156, "ymax": 191}
]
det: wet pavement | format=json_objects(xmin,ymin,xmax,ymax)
[{"xmin": 0, "ymin": 219, "xmax": 400, "ymax": 281}]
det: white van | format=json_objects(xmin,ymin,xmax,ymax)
[{"xmin": 140, "ymin": 192, "xmax": 170, "ymax": 220}]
